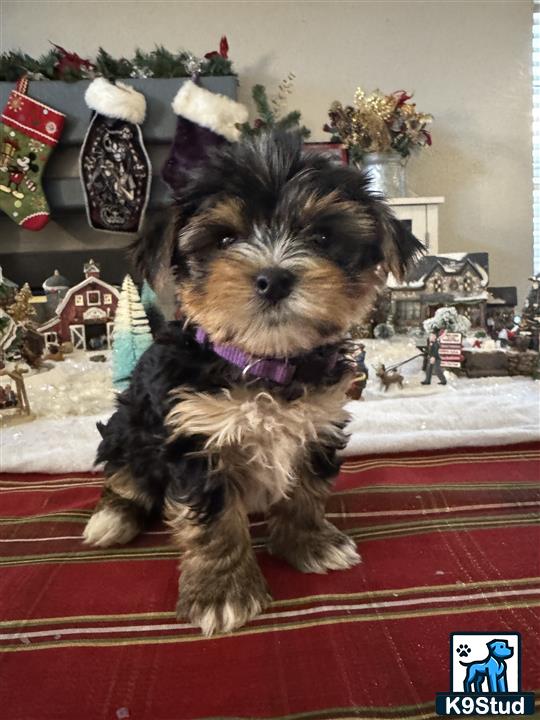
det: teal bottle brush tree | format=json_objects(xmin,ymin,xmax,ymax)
[{"xmin": 112, "ymin": 275, "xmax": 153, "ymax": 391}]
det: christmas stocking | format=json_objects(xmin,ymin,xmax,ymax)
[
  {"xmin": 80, "ymin": 78, "xmax": 151, "ymax": 234},
  {"xmin": 0, "ymin": 76, "xmax": 65, "ymax": 230},
  {"xmin": 162, "ymin": 79, "xmax": 248, "ymax": 190}
]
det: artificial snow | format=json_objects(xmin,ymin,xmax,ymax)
[
  {"xmin": 22, "ymin": 351, "xmax": 115, "ymax": 418},
  {"xmin": 1, "ymin": 338, "xmax": 539, "ymax": 473},
  {"xmin": 1, "ymin": 351, "xmax": 114, "ymax": 474},
  {"xmin": 2, "ymin": 413, "xmax": 110, "ymax": 474},
  {"xmin": 346, "ymin": 337, "xmax": 540, "ymax": 455}
]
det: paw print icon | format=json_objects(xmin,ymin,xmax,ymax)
[{"xmin": 456, "ymin": 643, "xmax": 471, "ymax": 658}]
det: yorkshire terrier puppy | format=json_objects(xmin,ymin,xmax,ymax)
[{"xmin": 83, "ymin": 131, "xmax": 421, "ymax": 636}]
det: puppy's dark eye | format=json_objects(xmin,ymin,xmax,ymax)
[
  {"xmin": 220, "ymin": 236, "xmax": 237, "ymax": 247},
  {"xmin": 313, "ymin": 233, "xmax": 329, "ymax": 246}
]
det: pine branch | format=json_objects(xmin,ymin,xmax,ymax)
[
  {"xmin": 277, "ymin": 111, "xmax": 311, "ymax": 138},
  {"xmin": 147, "ymin": 46, "xmax": 180, "ymax": 78},
  {"xmin": 236, "ymin": 121, "xmax": 258, "ymax": 137},
  {"xmin": 204, "ymin": 54, "xmax": 234, "ymax": 76},
  {"xmin": 95, "ymin": 47, "xmax": 131, "ymax": 80},
  {"xmin": 251, "ymin": 84, "xmax": 276, "ymax": 126}
]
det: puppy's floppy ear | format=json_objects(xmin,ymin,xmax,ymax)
[
  {"xmin": 378, "ymin": 207, "xmax": 425, "ymax": 281},
  {"xmin": 309, "ymin": 159, "xmax": 424, "ymax": 279},
  {"xmin": 130, "ymin": 207, "xmax": 181, "ymax": 289}
]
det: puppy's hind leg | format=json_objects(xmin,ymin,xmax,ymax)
[{"xmin": 83, "ymin": 468, "xmax": 153, "ymax": 547}]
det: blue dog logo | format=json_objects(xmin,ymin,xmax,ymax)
[
  {"xmin": 436, "ymin": 632, "xmax": 535, "ymax": 715},
  {"xmin": 459, "ymin": 639, "xmax": 514, "ymax": 693}
]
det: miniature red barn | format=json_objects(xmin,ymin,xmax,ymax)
[{"xmin": 38, "ymin": 260, "xmax": 120, "ymax": 350}]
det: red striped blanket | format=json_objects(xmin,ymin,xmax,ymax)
[{"xmin": 1, "ymin": 443, "xmax": 539, "ymax": 720}]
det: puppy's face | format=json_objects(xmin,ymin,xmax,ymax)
[{"xmin": 137, "ymin": 132, "xmax": 422, "ymax": 357}]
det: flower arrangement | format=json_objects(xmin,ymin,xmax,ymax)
[{"xmin": 324, "ymin": 88, "xmax": 432, "ymax": 163}]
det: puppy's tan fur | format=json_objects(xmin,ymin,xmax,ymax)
[
  {"xmin": 165, "ymin": 494, "xmax": 271, "ymax": 636},
  {"xmin": 180, "ymin": 255, "xmax": 383, "ymax": 358}
]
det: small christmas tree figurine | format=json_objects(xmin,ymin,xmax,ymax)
[
  {"xmin": 140, "ymin": 280, "xmax": 166, "ymax": 336},
  {"xmin": 7, "ymin": 283, "xmax": 36, "ymax": 325},
  {"xmin": 112, "ymin": 275, "xmax": 153, "ymax": 391}
]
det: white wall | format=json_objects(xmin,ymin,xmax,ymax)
[{"xmin": 1, "ymin": 0, "xmax": 534, "ymax": 301}]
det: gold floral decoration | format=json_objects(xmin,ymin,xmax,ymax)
[{"xmin": 324, "ymin": 88, "xmax": 433, "ymax": 161}]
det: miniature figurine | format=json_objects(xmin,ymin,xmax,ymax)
[
  {"xmin": 346, "ymin": 343, "xmax": 369, "ymax": 400},
  {"xmin": 497, "ymin": 326, "xmax": 511, "ymax": 349},
  {"xmin": 376, "ymin": 364, "xmax": 404, "ymax": 391},
  {"xmin": 421, "ymin": 332, "xmax": 447, "ymax": 385},
  {"xmin": 2, "ymin": 284, "xmax": 46, "ymax": 368},
  {"xmin": 355, "ymin": 343, "xmax": 368, "ymax": 375},
  {"xmin": 44, "ymin": 344, "xmax": 65, "ymax": 362},
  {"xmin": 60, "ymin": 341, "xmax": 74, "ymax": 354},
  {"xmin": 3, "ymin": 384, "xmax": 17, "ymax": 407},
  {"xmin": 0, "ymin": 366, "xmax": 32, "ymax": 424},
  {"xmin": 21, "ymin": 336, "xmax": 44, "ymax": 368}
]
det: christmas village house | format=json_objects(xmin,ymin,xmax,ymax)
[
  {"xmin": 386, "ymin": 252, "xmax": 517, "ymax": 331},
  {"xmin": 38, "ymin": 260, "xmax": 119, "ymax": 350}
]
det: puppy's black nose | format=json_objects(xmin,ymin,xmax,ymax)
[{"xmin": 255, "ymin": 268, "xmax": 296, "ymax": 303}]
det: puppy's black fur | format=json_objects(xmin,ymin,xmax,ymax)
[
  {"xmin": 85, "ymin": 131, "xmax": 422, "ymax": 636},
  {"xmin": 96, "ymin": 322, "xmax": 353, "ymax": 522}
]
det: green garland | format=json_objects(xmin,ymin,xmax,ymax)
[
  {"xmin": 0, "ymin": 50, "xmax": 58, "ymax": 82},
  {"xmin": 0, "ymin": 45, "xmax": 235, "ymax": 82}
]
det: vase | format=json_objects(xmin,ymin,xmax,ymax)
[{"xmin": 361, "ymin": 151, "xmax": 407, "ymax": 198}]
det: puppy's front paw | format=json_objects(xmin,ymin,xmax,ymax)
[
  {"xmin": 177, "ymin": 561, "xmax": 271, "ymax": 636},
  {"xmin": 83, "ymin": 507, "xmax": 140, "ymax": 547},
  {"xmin": 269, "ymin": 521, "xmax": 361, "ymax": 574}
]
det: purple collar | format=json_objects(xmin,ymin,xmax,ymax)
[{"xmin": 194, "ymin": 327, "xmax": 338, "ymax": 385}]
